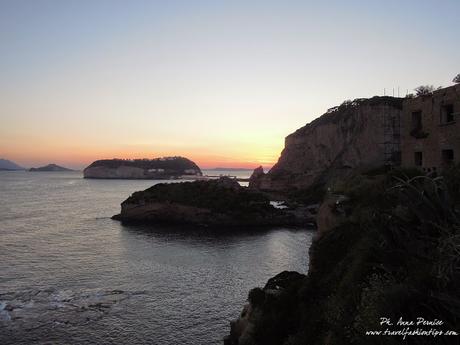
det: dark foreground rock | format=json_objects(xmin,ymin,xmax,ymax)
[
  {"xmin": 112, "ymin": 177, "xmax": 311, "ymax": 227},
  {"xmin": 225, "ymin": 168, "xmax": 460, "ymax": 345},
  {"xmin": 224, "ymin": 271, "xmax": 306, "ymax": 345}
]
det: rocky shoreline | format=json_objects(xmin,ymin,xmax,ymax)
[
  {"xmin": 113, "ymin": 177, "xmax": 315, "ymax": 228},
  {"xmin": 224, "ymin": 168, "xmax": 460, "ymax": 344}
]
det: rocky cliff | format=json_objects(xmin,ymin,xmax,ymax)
[
  {"xmin": 250, "ymin": 97, "xmax": 403, "ymax": 192},
  {"xmin": 83, "ymin": 156, "xmax": 202, "ymax": 179}
]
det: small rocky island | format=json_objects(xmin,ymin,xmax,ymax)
[
  {"xmin": 112, "ymin": 177, "xmax": 310, "ymax": 227},
  {"xmin": 29, "ymin": 163, "xmax": 73, "ymax": 172},
  {"xmin": 84, "ymin": 156, "xmax": 202, "ymax": 179}
]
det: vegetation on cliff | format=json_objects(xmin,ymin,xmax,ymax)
[
  {"xmin": 454, "ymin": 74, "xmax": 460, "ymax": 84},
  {"xmin": 228, "ymin": 166, "xmax": 460, "ymax": 345},
  {"xmin": 296, "ymin": 96, "xmax": 403, "ymax": 133},
  {"xmin": 86, "ymin": 156, "xmax": 201, "ymax": 174},
  {"xmin": 124, "ymin": 178, "xmax": 270, "ymax": 213}
]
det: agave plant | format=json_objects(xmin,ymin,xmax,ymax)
[
  {"xmin": 386, "ymin": 174, "xmax": 460, "ymax": 289},
  {"xmin": 388, "ymin": 175, "xmax": 459, "ymax": 228}
]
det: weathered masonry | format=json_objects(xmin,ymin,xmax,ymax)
[{"xmin": 400, "ymin": 84, "xmax": 460, "ymax": 173}]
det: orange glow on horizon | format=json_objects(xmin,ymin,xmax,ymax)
[
  {"xmin": 3, "ymin": 144, "xmax": 279, "ymax": 171},
  {"xmin": 1, "ymin": 111, "xmax": 286, "ymax": 170}
]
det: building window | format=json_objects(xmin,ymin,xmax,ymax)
[
  {"xmin": 414, "ymin": 152, "xmax": 423, "ymax": 166},
  {"xmin": 411, "ymin": 111, "xmax": 422, "ymax": 131},
  {"xmin": 441, "ymin": 104, "xmax": 454, "ymax": 124},
  {"xmin": 410, "ymin": 111, "xmax": 428, "ymax": 138},
  {"xmin": 442, "ymin": 149, "xmax": 454, "ymax": 165}
]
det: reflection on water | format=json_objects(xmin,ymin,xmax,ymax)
[{"xmin": 0, "ymin": 171, "xmax": 314, "ymax": 345}]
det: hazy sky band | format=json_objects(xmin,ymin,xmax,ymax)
[{"xmin": 0, "ymin": 0, "xmax": 459, "ymax": 169}]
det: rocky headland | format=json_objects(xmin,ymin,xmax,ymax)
[
  {"xmin": 249, "ymin": 97, "xmax": 403, "ymax": 193},
  {"xmin": 83, "ymin": 156, "xmax": 202, "ymax": 179},
  {"xmin": 112, "ymin": 177, "xmax": 312, "ymax": 227},
  {"xmin": 29, "ymin": 164, "xmax": 73, "ymax": 172}
]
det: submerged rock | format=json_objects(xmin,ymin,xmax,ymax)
[
  {"xmin": 0, "ymin": 288, "xmax": 142, "ymax": 330},
  {"xmin": 112, "ymin": 177, "xmax": 309, "ymax": 227}
]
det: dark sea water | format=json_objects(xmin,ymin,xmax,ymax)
[{"xmin": 0, "ymin": 171, "xmax": 314, "ymax": 345}]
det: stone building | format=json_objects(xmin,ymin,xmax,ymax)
[{"xmin": 400, "ymin": 84, "xmax": 460, "ymax": 173}]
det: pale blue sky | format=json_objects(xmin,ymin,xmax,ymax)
[{"xmin": 0, "ymin": 0, "xmax": 459, "ymax": 168}]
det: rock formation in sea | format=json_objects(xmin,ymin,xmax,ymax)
[
  {"xmin": 29, "ymin": 163, "xmax": 73, "ymax": 172},
  {"xmin": 112, "ymin": 177, "xmax": 312, "ymax": 227},
  {"xmin": 83, "ymin": 156, "xmax": 202, "ymax": 179},
  {"xmin": 249, "ymin": 97, "xmax": 403, "ymax": 192}
]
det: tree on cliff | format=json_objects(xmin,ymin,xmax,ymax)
[
  {"xmin": 414, "ymin": 85, "xmax": 440, "ymax": 96},
  {"xmin": 453, "ymin": 73, "xmax": 460, "ymax": 84}
]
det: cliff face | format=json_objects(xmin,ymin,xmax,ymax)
[
  {"xmin": 250, "ymin": 97, "xmax": 403, "ymax": 192},
  {"xmin": 83, "ymin": 156, "xmax": 202, "ymax": 179},
  {"xmin": 84, "ymin": 165, "xmax": 148, "ymax": 179}
]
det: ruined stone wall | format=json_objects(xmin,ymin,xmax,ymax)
[{"xmin": 401, "ymin": 84, "xmax": 460, "ymax": 173}]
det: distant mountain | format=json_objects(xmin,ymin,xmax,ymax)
[
  {"xmin": 0, "ymin": 159, "xmax": 25, "ymax": 171},
  {"xmin": 29, "ymin": 164, "xmax": 73, "ymax": 172}
]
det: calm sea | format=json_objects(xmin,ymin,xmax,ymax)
[{"xmin": 0, "ymin": 171, "xmax": 313, "ymax": 345}]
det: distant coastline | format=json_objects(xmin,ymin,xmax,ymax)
[
  {"xmin": 29, "ymin": 164, "xmax": 74, "ymax": 172},
  {"xmin": 208, "ymin": 167, "xmax": 255, "ymax": 171},
  {"xmin": 0, "ymin": 158, "xmax": 25, "ymax": 171}
]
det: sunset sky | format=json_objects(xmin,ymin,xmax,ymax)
[{"xmin": 1, "ymin": 0, "xmax": 459, "ymax": 169}]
